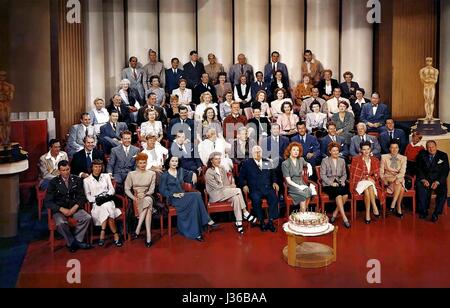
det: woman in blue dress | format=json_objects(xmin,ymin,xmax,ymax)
[{"xmin": 159, "ymin": 155, "xmax": 219, "ymax": 241}]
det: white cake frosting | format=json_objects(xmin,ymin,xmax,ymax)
[{"xmin": 287, "ymin": 211, "xmax": 330, "ymax": 235}]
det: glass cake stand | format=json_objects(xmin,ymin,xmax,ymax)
[{"xmin": 282, "ymin": 223, "xmax": 338, "ymax": 268}]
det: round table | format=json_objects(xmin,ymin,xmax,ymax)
[{"xmin": 282, "ymin": 223, "xmax": 338, "ymax": 268}]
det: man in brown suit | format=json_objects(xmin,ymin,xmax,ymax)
[{"xmin": 301, "ymin": 50, "xmax": 324, "ymax": 86}]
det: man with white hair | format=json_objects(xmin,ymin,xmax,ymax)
[
  {"xmin": 198, "ymin": 128, "xmax": 233, "ymax": 172},
  {"xmin": 350, "ymin": 122, "xmax": 381, "ymax": 158},
  {"xmin": 239, "ymin": 145, "xmax": 279, "ymax": 232}
]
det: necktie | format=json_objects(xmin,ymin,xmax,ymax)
[
  {"xmin": 133, "ymin": 69, "xmax": 137, "ymax": 80},
  {"xmin": 389, "ymin": 131, "xmax": 394, "ymax": 140},
  {"xmin": 174, "ymin": 69, "xmax": 177, "ymax": 74},
  {"xmin": 361, "ymin": 136, "xmax": 364, "ymax": 143},
  {"xmin": 258, "ymin": 161, "xmax": 262, "ymax": 170},
  {"xmin": 272, "ymin": 63, "xmax": 275, "ymax": 74},
  {"xmin": 125, "ymin": 147, "xmax": 129, "ymax": 157},
  {"xmin": 429, "ymin": 155, "xmax": 434, "ymax": 165},
  {"xmin": 259, "ymin": 82, "xmax": 262, "ymax": 87},
  {"xmin": 332, "ymin": 136, "xmax": 336, "ymax": 142},
  {"xmin": 113, "ymin": 123, "xmax": 117, "ymax": 131},
  {"xmin": 240, "ymin": 65, "xmax": 244, "ymax": 75},
  {"xmin": 86, "ymin": 152, "xmax": 92, "ymax": 169},
  {"xmin": 179, "ymin": 146, "xmax": 183, "ymax": 152},
  {"xmin": 117, "ymin": 107, "xmax": 121, "ymax": 115},
  {"xmin": 213, "ymin": 141, "xmax": 216, "ymax": 149},
  {"xmin": 85, "ymin": 126, "xmax": 89, "ymax": 137}
]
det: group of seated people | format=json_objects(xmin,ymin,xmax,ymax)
[{"xmin": 38, "ymin": 48, "xmax": 450, "ymax": 253}]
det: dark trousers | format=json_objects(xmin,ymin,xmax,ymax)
[
  {"xmin": 416, "ymin": 181, "xmax": 447, "ymax": 215},
  {"xmin": 249, "ymin": 189, "xmax": 279, "ymax": 221}
]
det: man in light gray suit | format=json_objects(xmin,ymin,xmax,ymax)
[
  {"xmin": 106, "ymin": 130, "xmax": 140, "ymax": 185},
  {"xmin": 143, "ymin": 49, "xmax": 165, "ymax": 91},
  {"xmin": 349, "ymin": 122, "xmax": 381, "ymax": 159},
  {"xmin": 229, "ymin": 53, "xmax": 254, "ymax": 88},
  {"xmin": 122, "ymin": 56, "xmax": 145, "ymax": 104},
  {"xmin": 263, "ymin": 51, "xmax": 289, "ymax": 85},
  {"xmin": 67, "ymin": 113, "xmax": 97, "ymax": 158}
]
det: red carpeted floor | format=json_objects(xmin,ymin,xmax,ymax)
[{"xmin": 16, "ymin": 211, "xmax": 450, "ymax": 288}]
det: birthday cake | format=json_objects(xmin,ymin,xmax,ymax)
[{"xmin": 286, "ymin": 211, "xmax": 330, "ymax": 235}]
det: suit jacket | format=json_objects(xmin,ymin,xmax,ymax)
[
  {"xmin": 44, "ymin": 175, "xmax": 87, "ymax": 214},
  {"xmin": 143, "ymin": 61, "xmax": 166, "ymax": 90},
  {"xmin": 122, "ymin": 67, "xmax": 145, "ymax": 102},
  {"xmin": 205, "ymin": 166, "xmax": 233, "ymax": 202},
  {"xmin": 360, "ymin": 103, "xmax": 390, "ymax": 126},
  {"xmin": 100, "ymin": 122, "xmax": 128, "ymax": 141},
  {"xmin": 320, "ymin": 156, "xmax": 347, "ymax": 187},
  {"xmin": 379, "ymin": 129, "xmax": 407, "ymax": 154},
  {"xmin": 229, "ymin": 63, "xmax": 254, "ymax": 87},
  {"xmin": 231, "ymin": 138, "xmax": 257, "ymax": 164},
  {"xmin": 380, "ymin": 154, "xmax": 407, "ymax": 183},
  {"xmin": 183, "ymin": 61, "xmax": 205, "ymax": 89},
  {"xmin": 351, "ymin": 98, "xmax": 370, "ymax": 123},
  {"xmin": 107, "ymin": 103, "xmax": 131, "ymax": 124},
  {"xmin": 291, "ymin": 134, "xmax": 321, "ymax": 158},
  {"xmin": 251, "ymin": 81, "xmax": 270, "ymax": 101},
  {"xmin": 106, "ymin": 145, "xmax": 140, "ymax": 184},
  {"xmin": 264, "ymin": 62, "xmax": 289, "ymax": 85},
  {"xmin": 416, "ymin": 150, "xmax": 449, "ymax": 186},
  {"xmin": 248, "ymin": 117, "xmax": 271, "ymax": 142},
  {"xmin": 339, "ymin": 81, "xmax": 360, "ymax": 100},
  {"xmin": 349, "ymin": 134, "xmax": 381, "ymax": 158},
  {"xmin": 239, "ymin": 158, "xmax": 276, "ymax": 192},
  {"xmin": 38, "ymin": 151, "xmax": 69, "ymax": 182},
  {"xmin": 168, "ymin": 117, "xmax": 195, "ymax": 142},
  {"xmin": 305, "ymin": 112, "xmax": 328, "ymax": 133},
  {"xmin": 67, "ymin": 124, "xmax": 97, "ymax": 157},
  {"xmin": 320, "ymin": 135, "xmax": 349, "ymax": 159},
  {"xmin": 193, "ymin": 83, "xmax": 218, "ymax": 105},
  {"xmin": 70, "ymin": 148, "xmax": 105, "ymax": 177},
  {"xmin": 317, "ymin": 78, "xmax": 340, "ymax": 98},
  {"xmin": 170, "ymin": 142, "xmax": 202, "ymax": 173},
  {"xmin": 350, "ymin": 155, "xmax": 381, "ymax": 191},
  {"xmin": 165, "ymin": 68, "xmax": 184, "ymax": 95},
  {"xmin": 137, "ymin": 105, "xmax": 167, "ymax": 126},
  {"xmin": 262, "ymin": 135, "xmax": 289, "ymax": 169},
  {"xmin": 301, "ymin": 60, "xmax": 324, "ymax": 85}
]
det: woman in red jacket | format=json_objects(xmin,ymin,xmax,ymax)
[{"xmin": 350, "ymin": 141, "xmax": 383, "ymax": 224}]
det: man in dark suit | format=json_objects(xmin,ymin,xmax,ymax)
[
  {"xmin": 291, "ymin": 121, "xmax": 322, "ymax": 168},
  {"xmin": 107, "ymin": 94, "xmax": 131, "ymax": 125},
  {"xmin": 379, "ymin": 119, "xmax": 407, "ymax": 154},
  {"xmin": 192, "ymin": 73, "xmax": 218, "ymax": 105},
  {"xmin": 183, "ymin": 50, "xmax": 205, "ymax": 89},
  {"xmin": 170, "ymin": 131, "xmax": 202, "ymax": 174},
  {"xmin": 167, "ymin": 106, "xmax": 195, "ymax": 142},
  {"xmin": 44, "ymin": 160, "xmax": 92, "ymax": 252},
  {"xmin": 165, "ymin": 57, "xmax": 184, "ymax": 95},
  {"xmin": 239, "ymin": 145, "xmax": 279, "ymax": 232},
  {"xmin": 416, "ymin": 140, "xmax": 449, "ymax": 222},
  {"xmin": 360, "ymin": 92, "xmax": 390, "ymax": 133},
  {"xmin": 351, "ymin": 88, "xmax": 370, "ymax": 124},
  {"xmin": 137, "ymin": 92, "xmax": 167, "ymax": 126},
  {"xmin": 262, "ymin": 123, "xmax": 289, "ymax": 191},
  {"xmin": 264, "ymin": 51, "xmax": 290, "ymax": 85},
  {"xmin": 99, "ymin": 110, "xmax": 128, "ymax": 154},
  {"xmin": 251, "ymin": 71, "xmax": 270, "ymax": 101},
  {"xmin": 248, "ymin": 106, "xmax": 271, "ymax": 143},
  {"xmin": 320, "ymin": 122, "xmax": 349, "ymax": 159},
  {"xmin": 71, "ymin": 135, "xmax": 104, "ymax": 178},
  {"xmin": 339, "ymin": 71, "xmax": 360, "ymax": 100}
]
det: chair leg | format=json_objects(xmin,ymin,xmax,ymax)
[
  {"xmin": 50, "ymin": 230, "xmax": 54, "ymax": 253},
  {"xmin": 168, "ymin": 214, "xmax": 172, "ymax": 239},
  {"xmin": 285, "ymin": 203, "xmax": 290, "ymax": 219},
  {"xmin": 122, "ymin": 216, "xmax": 127, "ymax": 241},
  {"xmin": 412, "ymin": 196, "xmax": 416, "ymax": 218},
  {"xmin": 160, "ymin": 215, "xmax": 164, "ymax": 237}
]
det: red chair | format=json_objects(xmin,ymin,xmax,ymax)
[
  {"xmin": 244, "ymin": 190, "xmax": 280, "ymax": 228},
  {"xmin": 315, "ymin": 166, "xmax": 353, "ymax": 219},
  {"xmin": 349, "ymin": 174, "xmax": 386, "ymax": 221},
  {"xmin": 35, "ymin": 183, "xmax": 46, "ymax": 221},
  {"xmin": 47, "ymin": 205, "xmax": 93, "ymax": 252},
  {"xmin": 367, "ymin": 132, "xmax": 380, "ymax": 139},
  {"xmin": 382, "ymin": 175, "xmax": 416, "ymax": 217}
]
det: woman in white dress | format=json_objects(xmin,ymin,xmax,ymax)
[
  {"xmin": 305, "ymin": 100, "xmax": 328, "ymax": 137},
  {"xmin": 83, "ymin": 159, "xmax": 123, "ymax": 247},
  {"xmin": 270, "ymin": 88, "xmax": 293, "ymax": 120},
  {"xmin": 88, "ymin": 98, "xmax": 110, "ymax": 136},
  {"xmin": 172, "ymin": 79, "xmax": 192, "ymax": 106},
  {"xmin": 194, "ymin": 91, "xmax": 218, "ymax": 122},
  {"xmin": 140, "ymin": 109, "xmax": 163, "ymax": 148},
  {"xmin": 350, "ymin": 141, "xmax": 382, "ymax": 224}
]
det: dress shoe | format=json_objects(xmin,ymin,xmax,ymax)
[
  {"xmin": 77, "ymin": 241, "xmax": 92, "ymax": 250},
  {"xmin": 266, "ymin": 221, "xmax": 276, "ymax": 233},
  {"xmin": 67, "ymin": 242, "xmax": 79, "ymax": 253},
  {"xmin": 419, "ymin": 213, "xmax": 428, "ymax": 220},
  {"xmin": 343, "ymin": 220, "xmax": 351, "ymax": 229},
  {"xmin": 195, "ymin": 235, "xmax": 205, "ymax": 242},
  {"xmin": 145, "ymin": 240, "xmax": 153, "ymax": 248},
  {"xmin": 431, "ymin": 213, "xmax": 439, "ymax": 223},
  {"xmin": 259, "ymin": 223, "xmax": 267, "ymax": 232}
]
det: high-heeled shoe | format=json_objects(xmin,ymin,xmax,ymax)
[
  {"xmin": 389, "ymin": 207, "xmax": 395, "ymax": 214},
  {"xmin": 330, "ymin": 216, "xmax": 337, "ymax": 224},
  {"xmin": 113, "ymin": 232, "xmax": 123, "ymax": 247},
  {"xmin": 373, "ymin": 212, "xmax": 381, "ymax": 219},
  {"xmin": 98, "ymin": 229, "xmax": 106, "ymax": 247},
  {"xmin": 343, "ymin": 220, "xmax": 351, "ymax": 228},
  {"xmin": 145, "ymin": 240, "xmax": 153, "ymax": 248},
  {"xmin": 131, "ymin": 232, "xmax": 139, "ymax": 240},
  {"xmin": 364, "ymin": 218, "xmax": 371, "ymax": 224},
  {"xmin": 395, "ymin": 211, "xmax": 404, "ymax": 218},
  {"xmin": 243, "ymin": 212, "xmax": 257, "ymax": 224},
  {"xmin": 234, "ymin": 222, "xmax": 244, "ymax": 234}
]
